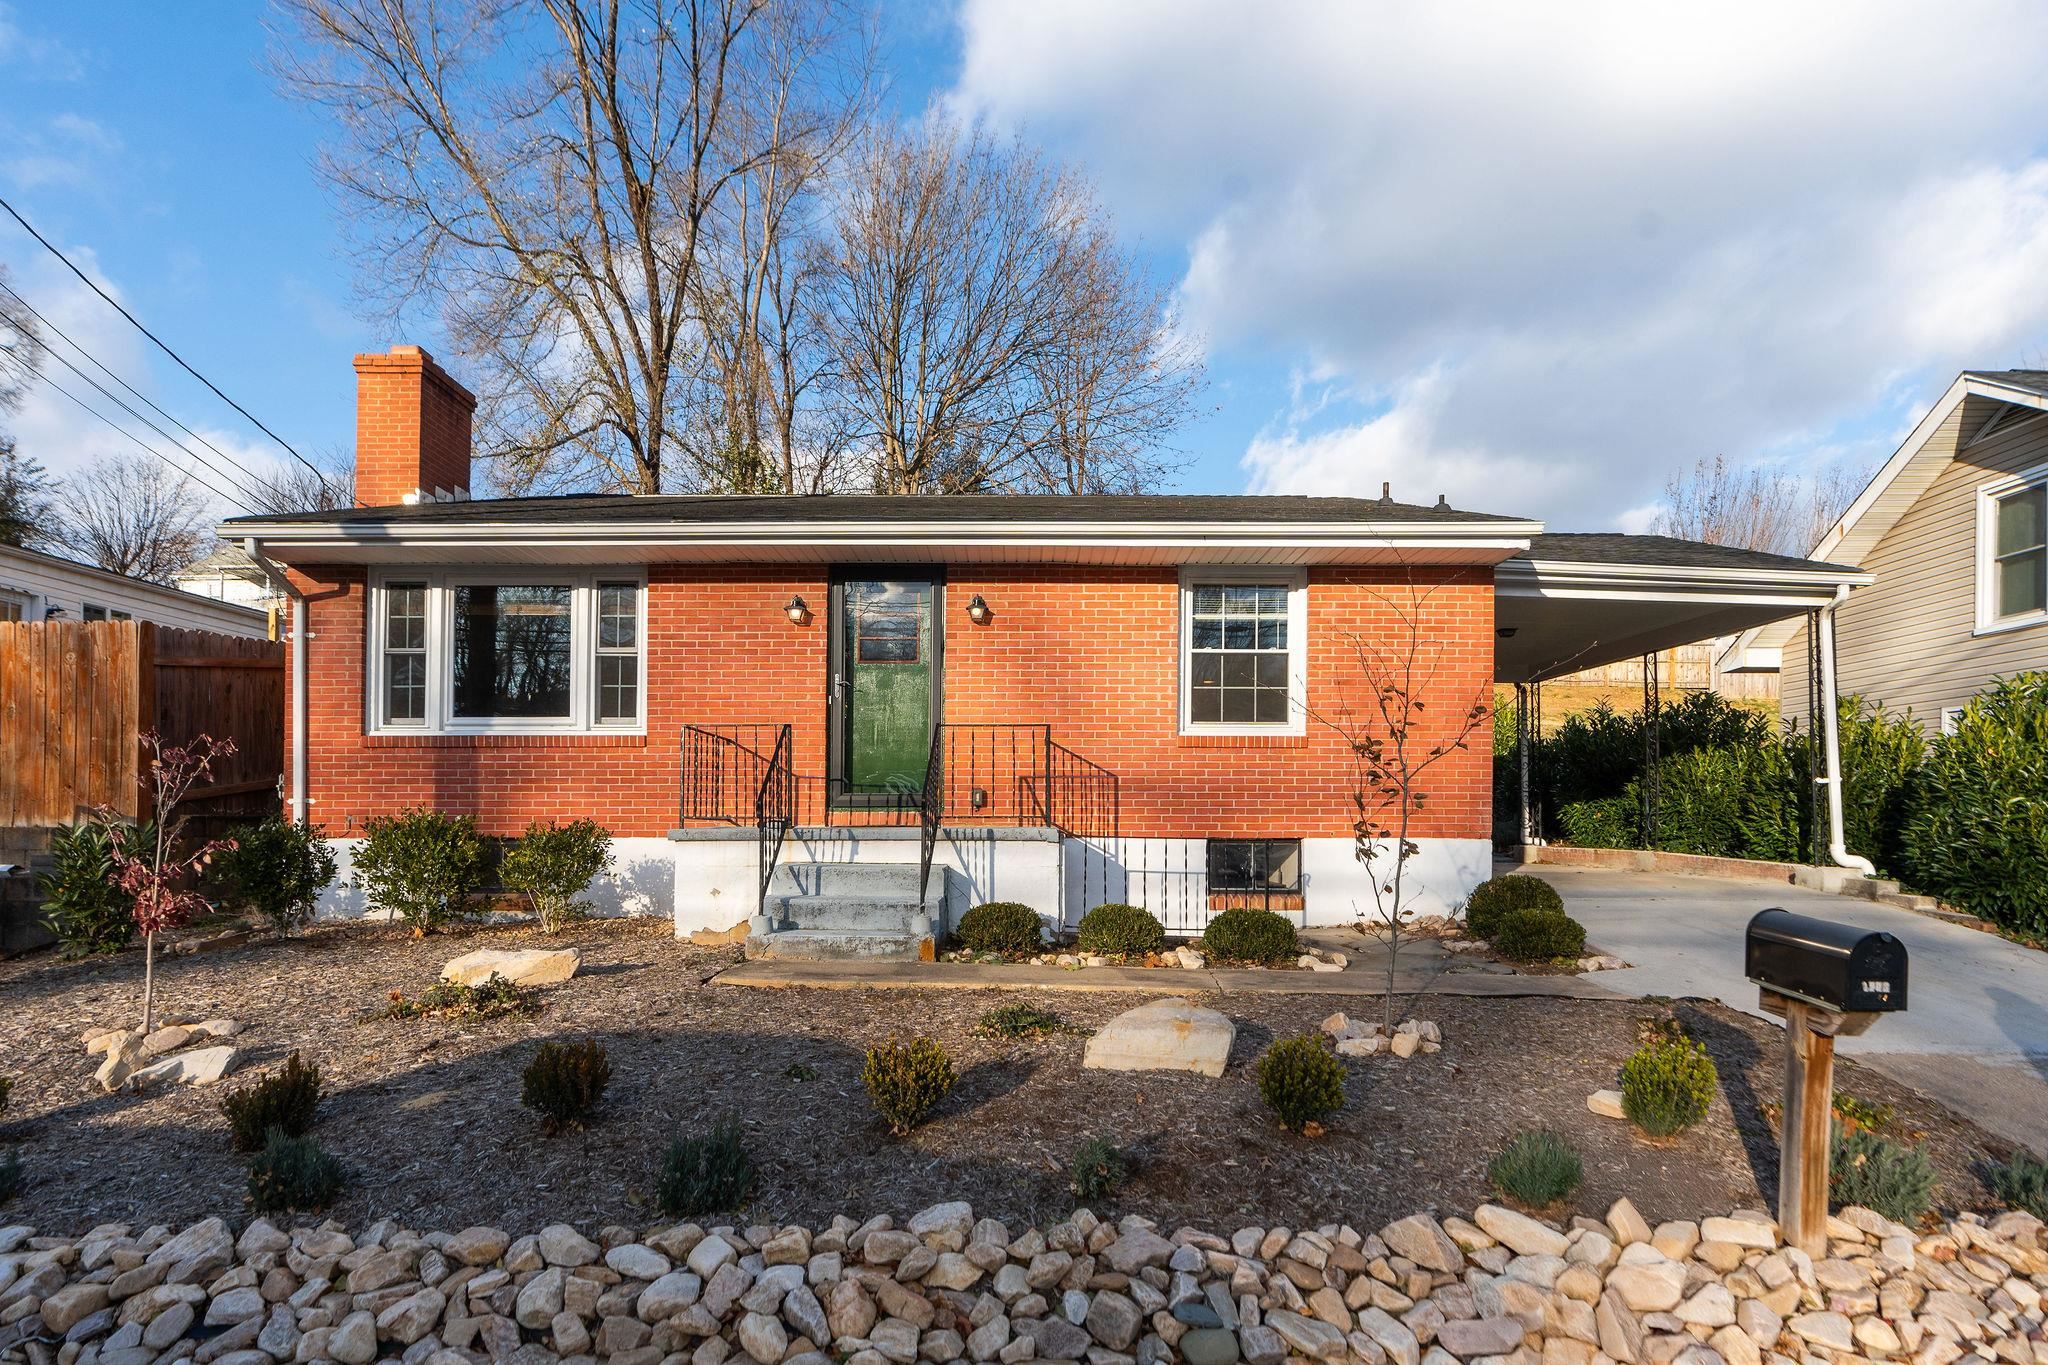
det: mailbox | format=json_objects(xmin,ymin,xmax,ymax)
[{"xmin": 1745, "ymin": 909, "xmax": 1907, "ymax": 1014}]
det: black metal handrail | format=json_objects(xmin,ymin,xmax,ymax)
[
  {"xmin": 757, "ymin": 725, "xmax": 794, "ymax": 917},
  {"xmin": 916, "ymin": 722, "xmax": 945, "ymax": 901},
  {"xmin": 680, "ymin": 722, "xmax": 1118, "ymax": 846}
]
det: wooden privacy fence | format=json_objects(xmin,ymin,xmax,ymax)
[{"xmin": 0, "ymin": 621, "xmax": 283, "ymax": 837}]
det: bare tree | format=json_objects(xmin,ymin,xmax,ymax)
[
  {"xmin": 818, "ymin": 116, "xmax": 1202, "ymax": 494},
  {"xmin": 274, "ymin": 0, "xmax": 868, "ymax": 494},
  {"xmin": 0, "ymin": 263, "xmax": 43, "ymax": 418},
  {"xmin": 1655, "ymin": 454, "xmax": 1870, "ymax": 556},
  {"xmin": 1307, "ymin": 572, "xmax": 1492, "ymax": 1034},
  {"xmin": 1026, "ymin": 226, "xmax": 1203, "ymax": 493},
  {"xmin": 242, "ymin": 452, "xmax": 357, "ymax": 514},
  {"xmin": 55, "ymin": 453, "xmax": 210, "ymax": 583}
]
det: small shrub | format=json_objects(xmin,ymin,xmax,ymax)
[
  {"xmin": 246, "ymin": 1131, "xmax": 344, "ymax": 1213},
  {"xmin": 352, "ymin": 808, "xmax": 486, "ymax": 935},
  {"xmin": 784, "ymin": 1063, "xmax": 818, "ymax": 1082},
  {"xmin": 1831, "ymin": 1126, "xmax": 1936, "ymax": 1223},
  {"xmin": 861, "ymin": 1035, "xmax": 955, "ymax": 1136},
  {"xmin": 500, "ymin": 818, "xmax": 613, "ymax": 933},
  {"xmin": 521, "ymin": 1039, "xmax": 611, "ymax": 1135},
  {"xmin": 385, "ymin": 973, "xmax": 532, "ymax": 1020},
  {"xmin": 1619, "ymin": 1034, "xmax": 1719, "ymax": 1137},
  {"xmin": 39, "ymin": 820, "xmax": 132, "ymax": 956},
  {"xmin": 1257, "ymin": 1034, "xmax": 1346, "ymax": 1134},
  {"xmin": 1832, "ymin": 1094, "xmax": 1896, "ymax": 1136},
  {"xmin": 1075, "ymin": 902, "xmax": 1165, "ymax": 956},
  {"xmin": 1200, "ymin": 907, "xmax": 1299, "ymax": 964},
  {"xmin": 954, "ymin": 901, "xmax": 1044, "ymax": 955},
  {"xmin": 0, "ymin": 1151, "xmax": 20, "ymax": 1204},
  {"xmin": 213, "ymin": 819, "xmax": 338, "ymax": 935},
  {"xmin": 1070, "ymin": 1136, "xmax": 1128, "ymax": 1201},
  {"xmin": 1988, "ymin": 1153, "xmax": 2048, "ymax": 1220},
  {"xmin": 974, "ymin": 1004, "xmax": 1075, "ymax": 1039},
  {"xmin": 1463, "ymin": 874, "xmax": 1563, "ymax": 940},
  {"xmin": 657, "ymin": 1120, "xmax": 756, "ymax": 1216},
  {"xmin": 1493, "ymin": 909, "xmax": 1587, "ymax": 962},
  {"xmin": 220, "ymin": 1052, "xmax": 321, "ymax": 1153},
  {"xmin": 1488, "ymin": 1130, "xmax": 1583, "ymax": 1207}
]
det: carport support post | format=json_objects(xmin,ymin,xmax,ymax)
[
  {"xmin": 1776, "ymin": 997, "xmax": 1836, "ymax": 1257},
  {"xmin": 1516, "ymin": 682, "xmax": 1532, "ymax": 845}
]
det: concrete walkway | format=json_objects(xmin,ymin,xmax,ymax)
[
  {"xmin": 1522, "ymin": 862, "xmax": 2048, "ymax": 1155},
  {"xmin": 716, "ymin": 955, "xmax": 1623, "ymax": 999}
]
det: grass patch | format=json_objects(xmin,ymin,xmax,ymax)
[
  {"xmin": 973, "ymin": 1003, "xmax": 1086, "ymax": 1040},
  {"xmin": 384, "ymin": 973, "xmax": 536, "ymax": 1021}
]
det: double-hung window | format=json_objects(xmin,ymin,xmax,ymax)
[
  {"xmin": 1978, "ymin": 467, "xmax": 2048, "ymax": 633},
  {"xmin": 370, "ymin": 570, "xmax": 646, "ymax": 733},
  {"xmin": 1180, "ymin": 568, "xmax": 1307, "ymax": 733}
]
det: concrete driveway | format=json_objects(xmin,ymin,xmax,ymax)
[{"xmin": 1520, "ymin": 863, "xmax": 2048, "ymax": 1156}]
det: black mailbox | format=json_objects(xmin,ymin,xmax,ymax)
[{"xmin": 1745, "ymin": 909, "xmax": 1907, "ymax": 1013}]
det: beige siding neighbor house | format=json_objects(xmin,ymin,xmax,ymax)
[{"xmin": 1727, "ymin": 370, "xmax": 2048, "ymax": 733}]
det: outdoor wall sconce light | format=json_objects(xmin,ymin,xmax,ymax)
[
  {"xmin": 784, "ymin": 595, "xmax": 811, "ymax": 626},
  {"xmin": 971, "ymin": 786, "xmax": 989, "ymax": 810},
  {"xmin": 965, "ymin": 593, "xmax": 992, "ymax": 624}
]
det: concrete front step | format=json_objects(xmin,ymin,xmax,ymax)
[
  {"xmin": 768, "ymin": 860, "xmax": 937, "ymax": 899},
  {"xmin": 762, "ymin": 895, "xmax": 933, "ymax": 934},
  {"xmin": 748, "ymin": 927, "xmax": 936, "ymax": 962}
]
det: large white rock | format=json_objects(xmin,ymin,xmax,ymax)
[
  {"xmin": 1082, "ymin": 999, "xmax": 1234, "ymax": 1078},
  {"xmin": 441, "ymin": 946, "xmax": 582, "ymax": 987},
  {"xmin": 125, "ymin": 1045, "xmax": 240, "ymax": 1090}
]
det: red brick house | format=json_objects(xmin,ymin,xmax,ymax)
[{"xmin": 226, "ymin": 348, "xmax": 1874, "ymax": 952}]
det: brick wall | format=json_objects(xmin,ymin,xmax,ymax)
[{"xmin": 288, "ymin": 561, "xmax": 1495, "ymax": 842}]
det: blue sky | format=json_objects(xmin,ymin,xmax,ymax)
[{"xmin": 9, "ymin": 3, "xmax": 2048, "ymax": 532}]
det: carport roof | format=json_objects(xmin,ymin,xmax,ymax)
[{"xmin": 1495, "ymin": 534, "xmax": 1871, "ymax": 684}]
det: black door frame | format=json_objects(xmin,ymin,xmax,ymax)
[{"xmin": 826, "ymin": 566, "xmax": 946, "ymax": 806}]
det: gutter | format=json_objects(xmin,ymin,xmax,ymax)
[
  {"xmin": 1816, "ymin": 583, "xmax": 1876, "ymax": 876},
  {"xmin": 240, "ymin": 538, "xmax": 308, "ymax": 825}
]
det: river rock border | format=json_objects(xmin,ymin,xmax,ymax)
[{"xmin": 0, "ymin": 1196, "xmax": 2041, "ymax": 1365}]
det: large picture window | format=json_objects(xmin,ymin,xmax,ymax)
[
  {"xmin": 1180, "ymin": 568, "xmax": 1306, "ymax": 733},
  {"xmin": 369, "ymin": 570, "xmax": 645, "ymax": 733},
  {"xmin": 1978, "ymin": 468, "xmax": 2048, "ymax": 633}
]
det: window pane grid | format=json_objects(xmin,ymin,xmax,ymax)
[
  {"xmin": 1994, "ymin": 485, "xmax": 2048, "ymax": 620},
  {"xmin": 1207, "ymin": 839, "xmax": 1303, "ymax": 892},
  {"xmin": 383, "ymin": 583, "xmax": 428, "ymax": 724},
  {"xmin": 1189, "ymin": 580, "xmax": 1291, "ymax": 724},
  {"xmin": 595, "ymin": 582, "xmax": 640, "ymax": 723}
]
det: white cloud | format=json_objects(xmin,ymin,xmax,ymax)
[{"xmin": 949, "ymin": 1, "xmax": 2048, "ymax": 527}]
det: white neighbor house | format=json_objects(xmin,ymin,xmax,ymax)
[
  {"xmin": 0, "ymin": 542, "xmax": 270, "ymax": 636},
  {"xmin": 1725, "ymin": 369, "xmax": 2048, "ymax": 732}
]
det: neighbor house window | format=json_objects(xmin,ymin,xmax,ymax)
[
  {"xmin": 1180, "ymin": 569, "xmax": 1306, "ymax": 732},
  {"xmin": 1989, "ymin": 478, "xmax": 2046, "ymax": 624},
  {"xmin": 0, "ymin": 593, "xmax": 25, "ymax": 623},
  {"xmin": 368, "ymin": 570, "xmax": 646, "ymax": 733},
  {"xmin": 81, "ymin": 603, "xmax": 107, "ymax": 622}
]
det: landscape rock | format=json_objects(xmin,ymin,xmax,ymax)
[
  {"xmin": 1585, "ymin": 1089, "xmax": 1626, "ymax": 1120},
  {"xmin": 441, "ymin": 946, "xmax": 582, "ymax": 988},
  {"xmin": 1082, "ymin": 999, "xmax": 1235, "ymax": 1078},
  {"xmin": 124, "ymin": 1044, "xmax": 241, "ymax": 1090}
]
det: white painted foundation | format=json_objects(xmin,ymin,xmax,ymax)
[{"xmin": 314, "ymin": 832, "xmax": 1492, "ymax": 935}]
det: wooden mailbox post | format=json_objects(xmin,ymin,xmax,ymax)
[{"xmin": 1745, "ymin": 910, "xmax": 1908, "ymax": 1257}]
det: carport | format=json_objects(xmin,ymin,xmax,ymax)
[{"xmin": 1493, "ymin": 534, "xmax": 1874, "ymax": 870}]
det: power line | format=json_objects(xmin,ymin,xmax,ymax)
[
  {"xmin": 0, "ymin": 276, "xmax": 267, "ymax": 502},
  {"xmin": 10, "ymin": 364, "xmax": 259, "ymax": 513},
  {"xmin": 0, "ymin": 294, "xmax": 265, "ymax": 507},
  {"xmin": 0, "ymin": 192, "xmax": 343, "ymax": 503}
]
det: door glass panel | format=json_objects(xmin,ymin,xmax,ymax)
[{"xmin": 842, "ymin": 579, "xmax": 937, "ymax": 796}]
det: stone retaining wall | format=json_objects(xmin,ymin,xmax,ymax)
[{"xmin": 0, "ymin": 1197, "xmax": 2042, "ymax": 1365}]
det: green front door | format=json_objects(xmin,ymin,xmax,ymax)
[{"xmin": 834, "ymin": 575, "xmax": 941, "ymax": 800}]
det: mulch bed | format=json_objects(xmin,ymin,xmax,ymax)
[{"xmin": 0, "ymin": 918, "xmax": 2014, "ymax": 1235}]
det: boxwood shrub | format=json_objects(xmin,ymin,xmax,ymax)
[
  {"xmin": 955, "ymin": 901, "xmax": 1044, "ymax": 955},
  {"xmin": 1075, "ymin": 903, "xmax": 1165, "ymax": 957},
  {"xmin": 1492, "ymin": 909, "xmax": 1587, "ymax": 962},
  {"xmin": 1200, "ymin": 907, "xmax": 1298, "ymax": 964},
  {"xmin": 1463, "ymin": 874, "xmax": 1563, "ymax": 940},
  {"xmin": 1257, "ymin": 1034, "xmax": 1345, "ymax": 1133},
  {"xmin": 1619, "ymin": 1033, "xmax": 1718, "ymax": 1137}
]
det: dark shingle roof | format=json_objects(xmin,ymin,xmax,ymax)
[
  {"xmin": 1964, "ymin": 369, "xmax": 2048, "ymax": 397},
  {"xmin": 1514, "ymin": 533, "xmax": 1862, "ymax": 574},
  {"xmin": 224, "ymin": 491, "xmax": 1532, "ymax": 529}
]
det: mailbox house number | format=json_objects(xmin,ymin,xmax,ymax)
[{"xmin": 1861, "ymin": 981, "xmax": 1891, "ymax": 995}]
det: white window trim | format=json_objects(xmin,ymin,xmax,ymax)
[
  {"xmin": 1177, "ymin": 566, "xmax": 1308, "ymax": 736},
  {"xmin": 367, "ymin": 567, "xmax": 648, "ymax": 735},
  {"xmin": 1973, "ymin": 461, "xmax": 2048, "ymax": 637}
]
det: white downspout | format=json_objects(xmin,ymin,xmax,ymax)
[
  {"xmin": 1817, "ymin": 583, "xmax": 1875, "ymax": 876},
  {"xmin": 243, "ymin": 539, "xmax": 308, "ymax": 824}
]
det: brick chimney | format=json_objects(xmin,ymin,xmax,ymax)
[{"xmin": 353, "ymin": 345, "xmax": 477, "ymax": 506}]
